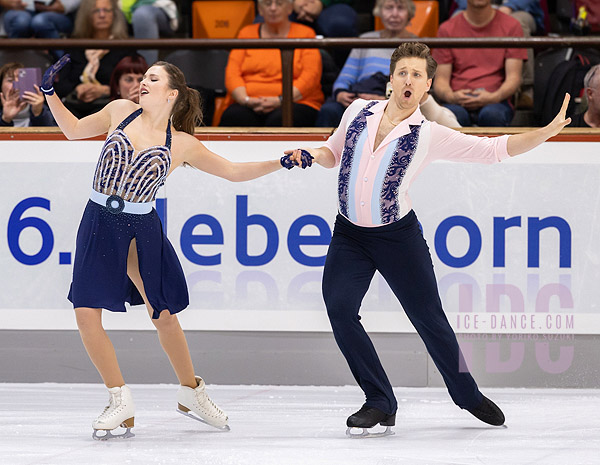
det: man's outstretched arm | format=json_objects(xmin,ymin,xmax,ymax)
[{"xmin": 507, "ymin": 93, "xmax": 571, "ymax": 157}]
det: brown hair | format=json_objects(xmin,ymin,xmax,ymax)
[
  {"xmin": 110, "ymin": 54, "xmax": 148, "ymax": 100},
  {"xmin": 0, "ymin": 62, "xmax": 24, "ymax": 108},
  {"xmin": 0, "ymin": 62, "xmax": 24, "ymax": 86},
  {"xmin": 390, "ymin": 42, "xmax": 437, "ymax": 79},
  {"xmin": 373, "ymin": 0, "xmax": 416, "ymax": 22},
  {"xmin": 154, "ymin": 61, "xmax": 203, "ymax": 134},
  {"xmin": 72, "ymin": 0, "xmax": 128, "ymax": 39}
]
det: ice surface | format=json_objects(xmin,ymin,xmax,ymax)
[{"xmin": 0, "ymin": 384, "xmax": 598, "ymax": 465}]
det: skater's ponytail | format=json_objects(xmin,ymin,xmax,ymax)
[{"xmin": 154, "ymin": 61, "xmax": 203, "ymax": 134}]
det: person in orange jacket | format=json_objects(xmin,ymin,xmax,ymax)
[{"xmin": 221, "ymin": 0, "xmax": 324, "ymax": 127}]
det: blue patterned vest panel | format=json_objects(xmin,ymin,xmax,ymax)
[{"xmin": 338, "ymin": 102, "xmax": 421, "ymax": 225}]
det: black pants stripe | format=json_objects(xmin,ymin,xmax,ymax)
[{"xmin": 323, "ymin": 211, "xmax": 482, "ymax": 415}]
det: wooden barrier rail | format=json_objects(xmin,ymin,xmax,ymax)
[
  {"xmin": 2, "ymin": 126, "xmax": 600, "ymax": 143},
  {"xmin": 3, "ymin": 37, "xmax": 600, "ymax": 126}
]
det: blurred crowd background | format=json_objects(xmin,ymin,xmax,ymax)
[{"xmin": 0, "ymin": 0, "xmax": 599, "ymax": 129}]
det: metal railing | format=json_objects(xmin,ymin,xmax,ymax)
[{"xmin": 3, "ymin": 37, "xmax": 600, "ymax": 126}]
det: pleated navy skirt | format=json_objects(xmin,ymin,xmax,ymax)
[{"xmin": 67, "ymin": 200, "xmax": 189, "ymax": 319}]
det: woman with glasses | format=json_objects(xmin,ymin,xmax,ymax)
[
  {"xmin": 220, "ymin": 0, "xmax": 324, "ymax": 127},
  {"xmin": 53, "ymin": 0, "xmax": 133, "ymax": 118}
]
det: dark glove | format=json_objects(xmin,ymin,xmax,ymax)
[
  {"xmin": 280, "ymin": 149, "xmax": 314, "ymax": 170},
  {"xmin": 40, "ymin": 54, "xmax": 71, "ymax": 96},
  {"xmin": 280, "ymin": 154, "xmax": 295, "ymax": 170}
]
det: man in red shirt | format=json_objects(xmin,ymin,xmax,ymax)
[{"xmin": 432, "ymin": 0, "xmax": 527, "ymax": 126}]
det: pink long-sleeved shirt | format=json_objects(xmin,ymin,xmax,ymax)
[{"xmin": 324, "ymin": 99, "xmax": 510, "ymax": 227}]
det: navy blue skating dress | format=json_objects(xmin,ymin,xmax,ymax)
[{"xmin": 67, "ymin": 108, "xmax": 189, "ymax": 318}]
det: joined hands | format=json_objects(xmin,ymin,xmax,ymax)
[{"xmin": 280, "ymin": 148, "xmax": 314, "ymax": 170}]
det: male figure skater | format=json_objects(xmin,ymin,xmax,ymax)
[{"xmin": 284, "ymin": 42, "xmax": 570, "ymax": 437}]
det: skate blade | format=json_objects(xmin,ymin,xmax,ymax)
[
  {"xmin": 176, "ymin": 407, "xmax": 230, "ymax": 432},
  {"xmin": 92, "ymin": 427, "xmax": 135, "ymax": 441},
  {"xmin": 346, "ymin": 426, "xmax": 394, "ymax": 438}
]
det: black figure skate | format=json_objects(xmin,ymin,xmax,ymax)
[
  {"xmin": 467, "ymin": 395, "xmax": 506, "ymax": 426},
  {"xmin": 346, "ymin": 405, "xmax": 396, "ymax": 438}
]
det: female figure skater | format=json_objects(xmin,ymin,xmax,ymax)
[{"xmin": 40, "ymin": 55, "xmax": 310, "ymax": 440}]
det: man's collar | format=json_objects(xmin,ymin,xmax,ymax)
[{"xmin": 368, "ymin": 100, "xmax": 425, "ymax": 127}]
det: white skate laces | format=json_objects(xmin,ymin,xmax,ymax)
[
  {"xmin": 92, "ymin": 385, "xmax": 135, "ymax": 440},
  {"xmin": 176, "ymin": 376, "xmax": 229, "ymax": 431}
]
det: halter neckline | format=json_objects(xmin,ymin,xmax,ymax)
[{"xmin": 116, "ymin": 108, "xmax": 172, "ymax": 150}]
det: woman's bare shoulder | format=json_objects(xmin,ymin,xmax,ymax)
[
  {"xmin": 99, "ymin": 99, "xmax": 139, "ymax": 131},
  {"xmin": 170, "ymin": 129, "xmax": 203, "ymax": 159},
  {"xmin": 171, "ymin": 129, "xmax": 198, "ymax": 145},
  {"xmin": 106, "ymin": 99, "xmax": 140, "ymax": 117}
]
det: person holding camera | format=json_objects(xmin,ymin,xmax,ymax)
[{"xmin": 0, "ymin": 62, "xmax": 55, "ymax": 126}]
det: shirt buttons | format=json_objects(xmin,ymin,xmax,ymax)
[
  {"xmin": 360, "ymin": 201, "xmax": 365, "ymax": 206},
  {"xmin": 364, "ymin": 177, "xmax": 368, "ymax": 182},
  {"xmin": 370, "ymin": 155, "xmax": 375, "ymax": 159}
]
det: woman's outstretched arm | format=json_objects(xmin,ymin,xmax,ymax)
[
  {"xmin": 44, "ymin": 92, "xmax": 118, "ymax": 140},
  {"xmin": 178, "ymin": 134, "xmax": 285, "ymax": 182},
  {"xmin": 41, "ymin": 55, "xmax": 123, "ymax": 140}
]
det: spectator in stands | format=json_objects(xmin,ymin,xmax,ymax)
[
  {"xmin": 454, "ymin": 0, "xmax": 545, "ymax": 107},
  {"xmin": 454, "ymin": 0, "xmax": 544, "ymax": 34},
  {"xmin": 575, "ymin": 0, "xmax": 599, "ymax": 34},
  {"xmin": 54, "ymin": 0, "xmax": 131, "ymax": 118},
  {"xmin": 569, "ymin": 64, "xmax": 600, "ymax": 128},
  {"xmin": 291, "ymin": 0, "xmax": 357, "ymax": 37},
  {"xmin": 316, "ymin": 0, "xmax": 416, "ymax": 128},
  {"xmin": 316, "ymin": 0, "xmax": 459, "ymax": 128},
  {"xmin": 1, "ymin": 0, "xmax": 80, "ymax": 43},
  {"xmin": 316, "ymin": 0, "xmax": 416, "ymax": 127},
  {"xmin": 0, "ymin": 62, "xmax": 55, "ymax": 126},
  {"xmin": 255, "ymin": 0, "xmax": 357, "ymax": 67},
  {"xmin": 120, "ymin": 0, "xmax": 178, "ymax": 65},
  {"xmin": 433, "ymin": 0, "xmax": 527, "ymax": 126},
  {"xmin": 257, "ymin": 0, "xmax": 357, "ymax": 37},
  {"xmin": 221, "ymin": 0, "xmax": 323, "ymax": 127},
  {"xmin": 109, "ymin": 54, "xmax": 147, "ymax": 103}
]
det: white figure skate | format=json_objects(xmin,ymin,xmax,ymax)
[
  {"xmin": 176, "ymin": 376, "xmax": 229, "ymax": 431},
  {"xmin": 92, "ymin": 385, "xmax": 135, "ymax": 440}
]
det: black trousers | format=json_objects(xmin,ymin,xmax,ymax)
[
  {"xmin": 219, "ymin": 103, "xmax": 318, "ymax": 127},
  {"xmin": 323, "ymin": 212, "xmax": 482, "ymax": 415}
]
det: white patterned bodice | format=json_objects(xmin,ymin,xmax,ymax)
[{"xmin": 92, "ymin": 108, "xmax": 172, "ymax": 203}]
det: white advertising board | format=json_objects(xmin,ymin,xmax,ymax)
[{"xmin": 1, "ymin": 139, "xmax": 599, "ymax": 333}]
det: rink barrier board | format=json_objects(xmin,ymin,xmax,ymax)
[{"xmin": 2, "ymin": 130, "xmax": 600, "ymax": 334}]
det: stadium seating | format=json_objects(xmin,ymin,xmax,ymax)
[{"xmin": 192, "ymin": 0, "xmax": 255, "ymax": 39}]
